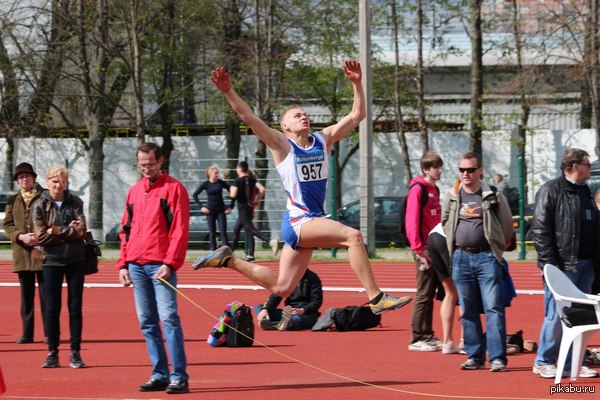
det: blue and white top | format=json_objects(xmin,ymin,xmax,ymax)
[{"xmin": 276, "ymin": 132, "xmax": 329, "ymax": 222}]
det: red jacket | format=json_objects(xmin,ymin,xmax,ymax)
[
  {"xmin": 405, "ymin": 176, "xmax": 441, "ymax": 254},
  {"xmin": 116, "ymin": 172, "xmax": 190, "ymax": 271}
]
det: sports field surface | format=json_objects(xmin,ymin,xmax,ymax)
[{"xmin": 1, "ymin": 259, "xmax": 598, "ymax": 400}]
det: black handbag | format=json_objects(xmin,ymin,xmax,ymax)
[
  {"xmin": 506, "ymin": 330, "xmax": 524, "ymax": 352},
  {"xmin": 562, "ymin": 304, "xmax": 598, "ymax": 327},
  {"xmin": 85, "ymin": 231, "xmax": 102, "ymax": 275}
]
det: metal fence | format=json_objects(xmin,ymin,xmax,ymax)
[
  {"xmin": 0, "ymin": 115, "xmax": 595, "ymax": 249},
  {"xmin": 98, "ymin": 157, "xmax": 288, "ymax": 250}
]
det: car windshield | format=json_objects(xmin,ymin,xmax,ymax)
[
  {"xmin": 344, "ymin": 203, "xmax": 360, "ymax": 219},
  {"xmin": 380, "ymin": 199, "xmax": 400, "ymax": 215}
]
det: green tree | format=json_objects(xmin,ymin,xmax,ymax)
[
  {"xmin": 469, "ymin": 0, "xmax": 483, "ymax": 155},
  {"xmin": 141, "ymin": 0, "xmax": 217, "ymax": 171},
  {"xmin": 523, "ymin": 1, "xmax": 600, "ymax": 158},
  {"xmin": 0, "ymin": 0, "xmax": 74, "ymax": 190},
  {"xmin": 72, "ymin": 0, "xmax": 130, "ymax": 237},
  {"xmin": 250, "ymin": 0, "xmax": 292, "ymax": 231},
  {"xmin": 283, "ymin": 0, "xmax": 360, "ymax": 210},
  {"xmin": 390, "ymin": 0, "xmax": 413, "ymax": 185}
]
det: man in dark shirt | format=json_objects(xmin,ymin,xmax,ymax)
[
  {"xmin": 532, "ymin": 148, "xmax": 599, "ymax": 379},
  {"xmin": 230, "ymin": 161, "xmax": 278, "ymax": 261},
  {"xmin": 256, "ymin": 269, "xmax": 323, "ymax": 331}
]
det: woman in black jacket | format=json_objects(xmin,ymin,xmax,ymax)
[
  {"xmin": 192, "ymin": 165, "xmax": 233, "ymax": 250},
  {"xmin": 32, "ymin": 165, "xmax": 87, "ymax": 369}
]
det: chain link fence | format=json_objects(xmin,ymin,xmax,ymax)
[
  {"xmin": 100, "ymin": 156, "xmax": 287, "ymax": 249},
  {"xmin": 0, "ymin": 126, "xmax": 597, "ymax": 248}
]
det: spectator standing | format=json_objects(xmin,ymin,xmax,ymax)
[
  {"xmin": 595, "ymin": 189, "xmax": 600, "ymax": 295},
  {"xmin": 117, "ymin": 143, "xmax": 191, "ymax": 394},
  {"xmin": 405, "ymin": 152, "xmax": 445, "ymax": 352},
  {"xmin": 492, "ymin": 173, "xmax": 508, "ymax": 192},
  {"xmin": 32, "ymin": 166, "xmax": 87, "ymax": 369},
  {"xmin": 256, "ymin": 268, "xmax": 323, "ymax": 330},
  {"xmin": 442, "ymin": 152, "xmax": 514, "ymax": 372},
  {"xmin": 193, "ymin": 165, "xmax": 233, "ymax": 250},
  {"xmin": 426, "ymin": 223, "xmax": 461, "ymax": 355},
  {"xmin": 531, "ymin": 148, "xmax": 599, "ymax": 379},
  {"xmin": 4, "ymin": 163, "xmax": 46, "ymax": 344},
  {"xmin": 230, "ymin": 161, "xmax": 278, "ymax": 261},
  {"xmin": 194, "ymin": 60, "xmax": 411, "ymax": 316}
]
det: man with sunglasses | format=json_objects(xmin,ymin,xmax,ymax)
[
  {"xmin": 531, "ymin": 148, "xmax": 599, "ymax": 380},
  {"xmin": 442, "ymin": 152, "xmax": 514, "ymax": 372}
]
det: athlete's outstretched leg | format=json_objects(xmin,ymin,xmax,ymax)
[
  {"xmin": 193, "ymin": 245, "xmax": 312, "ymax": 298},
  {"xmin": 297, "ymin": 218, "xmax": 411, "ymax": 313}
]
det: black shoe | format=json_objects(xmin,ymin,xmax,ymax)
[
  {"xmin": 16, "ymin": 337, "xmax": 34, "ymax": 344},
  {"xmin": 69, "ymin": 352, "xmax": 86, "ymax": 368},
  {"xmin": 41, "ymin": 352, "xmax": 60, "ymax": 368},
  {"xmin": 259, "ymin": 319, "xmax": 277, "ymax": 331},
  {"xmin": 139, "ymin": 379, "xmax": 169, "ymax": 392},
  {"xmin": 166, "ymin": 380, "xmax": 189, "ymax": 394}
]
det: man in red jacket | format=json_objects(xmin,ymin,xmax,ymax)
[{"xmin": 117, "ymin": 142, "xmax": 190, "ymax": 394}]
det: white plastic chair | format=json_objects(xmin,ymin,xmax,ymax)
[{"xmin": 543, "ymin": 264, "xmax": 600, "ymax": 383}]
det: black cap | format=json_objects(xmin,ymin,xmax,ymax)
[{"xmin": 13, "ymin": 162, "xmax": 37, "ymax": 181}]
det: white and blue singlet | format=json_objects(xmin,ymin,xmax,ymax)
[{"xmin": 276, "ymin": 132, "xmax": 329, "ymax": 249}]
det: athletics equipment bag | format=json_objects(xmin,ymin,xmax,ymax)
[
  {"xmin": 313, "ymin": 306, "xmax": 381, "ymax": 332},
  {"xmin": 562, "ymin": 304, "xmax": 598, "ymax": 327},
  {"xmin": 333, "ymin": 306, "xmax": 382, "ymax": 331},
  {"xmin": 207, "ymin": 301, "xmax": 254, "ymax": 347}
]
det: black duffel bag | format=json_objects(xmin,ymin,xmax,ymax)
[{"xmin": 562, "ymin": 304, "xmax": 598, "ymax": 327}]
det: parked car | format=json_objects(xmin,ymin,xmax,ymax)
[
  {"xmin": 589, "ymin": 160, "xmax": 600, "ymax": 195},
  {"xmin": 104, "ymin": 205, "xmax": 249, "ymax": 249},
  {"xmin": 335, "ymin": 196, "xmax": 406, "ymax": 247},
  {"xmin": 512, "ymin": 203, "xmax": 534, "ymax": 242},
  {"xmin": 0, "ymin": 192, "xmax": 13, "ymax": 242}
]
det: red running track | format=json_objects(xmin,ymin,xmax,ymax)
[
  {"xmin": 1, "ymin": 260, "xmax": 598, "ymax": 400},
  {"xmin": 0, "ymin": 260, "xmax": 545, "ymax": 293}
]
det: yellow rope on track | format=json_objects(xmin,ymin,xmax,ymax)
[{"xmin": 159, "ymin": 278, "xmax": 575, "ymax": 400}]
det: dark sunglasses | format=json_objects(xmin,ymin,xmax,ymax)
[{"xmin": 459, "ymin": 167, "xmax": 479, "ymax": 174}]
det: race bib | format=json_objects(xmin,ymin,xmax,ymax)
[{"xmin": 296, "ymin": 153, "xmax": 325, "ymax": 182}]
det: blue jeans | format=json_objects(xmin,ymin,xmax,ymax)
[
  {"xmin": 129, "ymin": 263, "xmax": 188, "ymax": 382},
  {"xmin": 254, "ymin": 305, "xmax": 318, "ymax": 331},
  {"xmin": 534, "ymin": 259, "xmax": 594, "ymax": 370},
  {"xmin": 452, "ymin": 250, "xmax": 506, "ymax": 364}
]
